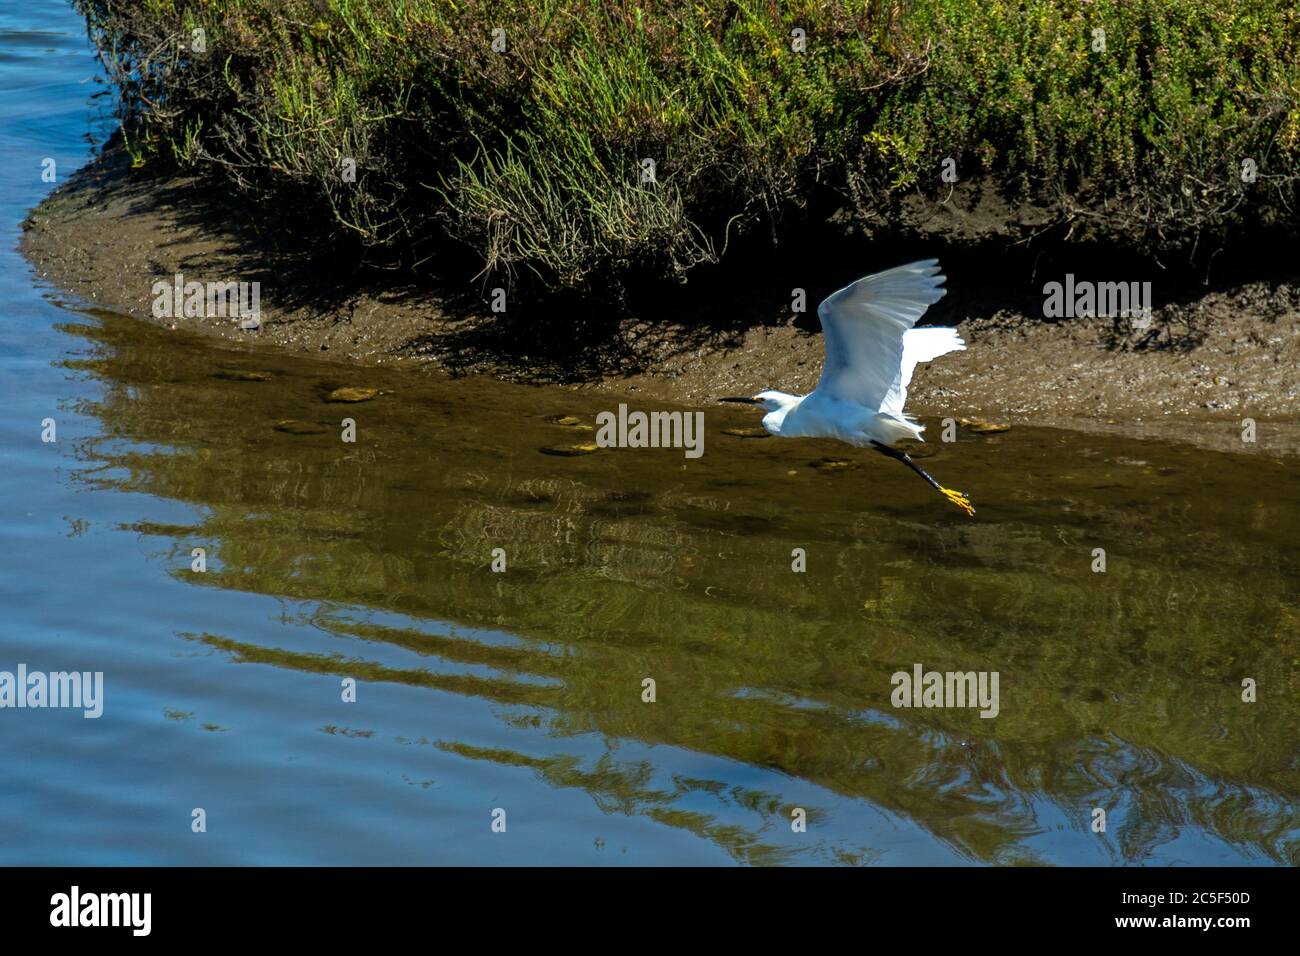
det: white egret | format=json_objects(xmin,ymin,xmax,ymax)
[{"xmin": 722, "ymin": 259, "xmax": 974, "ymax": 516}]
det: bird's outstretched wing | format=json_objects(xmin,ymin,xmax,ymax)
[{"xmin": 815, "ymin": 260, "xmax": 949, "ymax": 414}]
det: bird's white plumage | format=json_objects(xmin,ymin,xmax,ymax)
[
  {"xmin": 741, "ymin": 260, "xmax": 974, "ymax": 514},
  {"xmin": 815, "ymin": 259, "xmax": 950, "ymax": 412},
  {"xmin": 754, "ymin": 260, "xmax": 964, "ymax": 446},
  {"xmin": 887, "ymin": 325, "xmax": 966, "ymax": 418}
]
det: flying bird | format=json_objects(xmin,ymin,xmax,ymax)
[{"xmin": 722, "ymin": 260, "xmax": 974, "ymax": 516}]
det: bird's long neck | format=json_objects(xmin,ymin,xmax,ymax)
[{"xmin": 762, "ymin": 393, "xmax": 803, "ymax": 435}]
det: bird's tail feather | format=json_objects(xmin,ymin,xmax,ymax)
[{"xmin": 872, "ymin": 412, "xmax": 926, "ymax": 444}]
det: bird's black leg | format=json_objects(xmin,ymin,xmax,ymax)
[
  {"xmin": 870, "ymin": 441, "xmax": 941, "ymax": 490},
  {"xmin": 870, "ymin": 441, "xmax": 975, "ymax": 517}
]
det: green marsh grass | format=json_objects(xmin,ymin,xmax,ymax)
[{"xmin": 78, "ymin": 0, "xmax": 1300, "ymax": 292}]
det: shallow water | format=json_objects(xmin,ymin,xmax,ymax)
[{"xmin": 2, "ymin": 5, "xmax": 1299, "ymax": 866}]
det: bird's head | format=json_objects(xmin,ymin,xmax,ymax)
[
  {"xmin": 755, "ymin": 390, "xmax": 801, "ymax": 413},
  {"xmin": 719, "ymin": 390, "xmax": 799, "ymax": 413}
]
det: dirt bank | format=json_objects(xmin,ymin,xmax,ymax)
[{"xmin": 21, "ymin": 147, "xmax": 1300, "ymax": 456}]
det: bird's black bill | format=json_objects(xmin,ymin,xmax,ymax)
[{"xmin": 718, "ymin": 396, "xmax": 761, "ymax": 405}]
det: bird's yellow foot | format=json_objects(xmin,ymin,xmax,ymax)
[{"xmin": 940, "ymin": 487, "xmax": 975, "ymax": 517}]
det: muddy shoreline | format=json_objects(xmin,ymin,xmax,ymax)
[{"xmin": 20, "ymin": 147, "xmax": 1300, "ymax": 455}]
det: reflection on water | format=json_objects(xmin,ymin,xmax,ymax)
[
  {"xmin": 47, "ymin": 307, "xmax": 1300, "ymax": 865},
  {"xmin": 3, "ymin": 2, "xmax": 1297, "ymax": 865}
]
